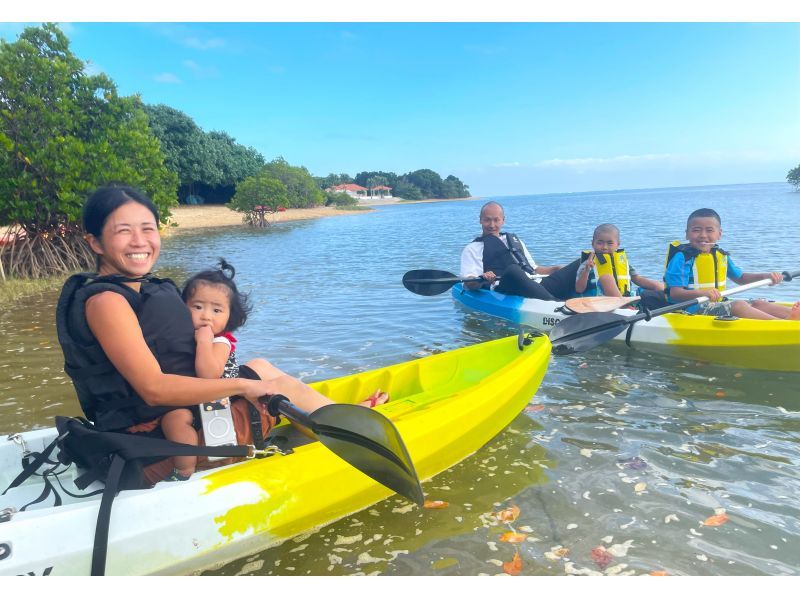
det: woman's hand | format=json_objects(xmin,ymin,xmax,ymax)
[{"xmin": 238, "ymin": 375, "xmax": 295, "ymax": 413}]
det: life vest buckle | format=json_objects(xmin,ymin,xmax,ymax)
[
  {"xmin": 247, "ymin": 443, "xmax": 292, "ymax": 459},
  {"xmin": 6, "ymin": 433, "xmax": 30, "ymax": 458}
]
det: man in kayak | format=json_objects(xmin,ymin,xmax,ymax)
[
  {"xmin": 665, "ymin": 208, "xmax": 800, "ymax": 319},
  {"xmin": 460, "ymin": 201, "xmax": 579, "ymax": 300}
]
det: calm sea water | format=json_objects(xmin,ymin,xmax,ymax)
[{"xmin": 1, "ymin": 182, "xmax": 799, "ymax": 576}]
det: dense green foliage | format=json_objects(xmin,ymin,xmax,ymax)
[
  {"xmin": 0, "ymin": 24, "xmax": 178, "ymax": 233},
  {"xmin": 231, "ymin": 158, "xmax": 327, "ymax": 222},
  {"xmin": 229, "ymin": 172, "xmax": 288, "ymax": 213},
  {"xmin": 324, "ymin": 191, "xmax": 358, "ymax": 207},
  {"xmin": 0, "ymin": 23, "xmax": 178, "ymax": 277},
  {"xmin": 260, "ymin": 158, "xmax": 325, "ymax": 208},
  {"xmin": 318, "ymin": 168, "xmax": 470, "ymax": 200},
  {"xmin": 788, "ymin": 164, "xmax": 800, "ymax": 191},
  {"xmin": 315, "ymin": 173, "xmax": 354, "ymax": 189},
  {"xmin": 144, "ymin": 105, "xmax": 264, "ymax": 203}
]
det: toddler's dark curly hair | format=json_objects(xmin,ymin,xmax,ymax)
[{"xmin": 181, "ymin": 258, "xmax": 252, "ymax": 333}]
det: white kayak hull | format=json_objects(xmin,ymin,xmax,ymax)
[{"xmin": 452, "ymin": 283, "xmax": 800, "ymax": 372}]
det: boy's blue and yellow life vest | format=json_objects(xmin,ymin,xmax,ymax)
[
  {"xmin": 580, "ymin": 248, "xmax": 631, "ymax": 296},
  {"xmin": 665, "ymin": 241, "xmax": 728, "ymax": 291}
]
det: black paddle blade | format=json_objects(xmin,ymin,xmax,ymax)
[
  {"xmin": 402, "ymin": 269, "xmax": 460, "ymax": 296},
  {"xmin": 310, "ymin": 404, "xmax": 425, "ymax": 506},
  {"xmin": 548, "ymin": 311, "xmax": 631, "ymax": 355}
]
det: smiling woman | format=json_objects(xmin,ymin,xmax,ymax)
[{"xmin": 54, "ymin": 184, "xmax": 390, "ymax": 480}]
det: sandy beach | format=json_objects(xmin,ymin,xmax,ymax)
[
  {"xmin": 166, "ymin": 197, "xmax": 479, "ymax": 232},
  {"xmin": 1, "ymin": 197, "xmax": 480, "ymax": 238},
  {"xmin": 166, "ymin": 204, "xmax": 364, "ymax": 232}
]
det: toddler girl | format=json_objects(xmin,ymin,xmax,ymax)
[{"xmin": 158, "ymin": 259, "xmax": 251, "ymax": 480}]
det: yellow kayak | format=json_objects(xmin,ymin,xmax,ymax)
[
  {"xmin": 0, "ymin": 334, "xmax": 550, "ymax": 575},
  {"xmin": 454, "ymin": 284, "xmax": 800, "ymax": 372}
]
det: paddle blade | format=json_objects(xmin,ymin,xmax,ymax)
[
  {"xmin": 549, "ymin": 311, "xmax": 631, "ymax": 355},
  {"xmin": 564, "ymin": 295, "xmax": 640, "ymax": 314},
  {"xmin": 402, "ymin": 269, "xmax": 460, "ymax": 296},
  {"xmin": 310, "ymin": 404, "xmax": 425, "ymax": 506}
]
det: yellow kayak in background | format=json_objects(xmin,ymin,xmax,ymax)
[
  {"xmin": 454, "ymin": 284, "xmax": 800, "ymax": 372},
  {"xmin": 0, "ymin": 334, "xmax": 550, "ymax": 575}
]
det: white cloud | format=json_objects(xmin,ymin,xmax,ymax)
[
  {"xmin": 531, "ymin": 150, "xmax": 794, "ymax": 175},
  {"xmin": 183, "ymin": 36, "xmax": 226, "ymax": 50},
  {"xmin": 494, "ymin": 161, "xmax": 522, "ymax": 168},
  {"xmin": 182, "ymin": 60, "xmax": 219, "ymax": 78},
  {"xmin": 535, "ymin": 153, "xmax": 675, "ymax": 171},
  {"xmin": 148, "ymin": 24, "xmax": 226, "ymax": 51},
  {"xmin": 154, "ymin": 72, "xmax": 182, "ymax": 84}
]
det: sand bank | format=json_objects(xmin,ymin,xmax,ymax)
[{"xmin": 166, "ymin": 204, "xmax": 365, "ymax": 232}]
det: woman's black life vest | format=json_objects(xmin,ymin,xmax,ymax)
[
  {"xmin": 55, "ymin": 273, "xmax": 198, "ymax": 432},
  {"xmin": 475, "ymin": 232, "xmax": 537, "ymax": 277}
]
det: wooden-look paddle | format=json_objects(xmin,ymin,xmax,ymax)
[
  {"xmin": 549, "ymin": 270, "xmax": 800, "ymax": 355},
  {"xmin": 402, "ymin": 268, "xmax": 544, "ymax": 296},
  {"xmin": 262, "ymin": 395, "xmax": 424, "ymax": 506},
  {"xmin": 564, "ymin": 295, "xmax": 641, "ymax": 313}
]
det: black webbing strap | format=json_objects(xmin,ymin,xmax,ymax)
[
  {"xmin": 1, "ymin": 435, "xmax": 62, "ymax": 496},
  {"xmin": 3, "ymin": 422, "xmax": 254, "ymax": 576},
  {"xmin": 85, "ymin": 440, "xmax": 253, "ymax": 576},
  {"xmin": 92, "ymin": 454, "xmax": 125, "ymax": 576}
]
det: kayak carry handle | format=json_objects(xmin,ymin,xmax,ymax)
[{"xmin": 782, "ymin": 270, "xmax": 800, "ymax": 282}]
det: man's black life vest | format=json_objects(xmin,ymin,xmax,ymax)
[
  {"xmin": 55, "ymin": 273, "xmax": 197, "ymax": 431},
  {"xmin": 475, "ymin": 232, "xmax": 537, "ymax": 277}
]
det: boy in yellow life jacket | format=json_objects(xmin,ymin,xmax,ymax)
[
  {"xmin": 575, "ymin": 224, "xmax": 664, "ymax": 298},
  {"xmin": 664, "ymin": 208, "xmax": 800, "ymax": 319}
]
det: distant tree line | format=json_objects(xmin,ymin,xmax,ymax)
[
  {"xmin": 143, "ymin": 104, "xmax": 265, "ymax": 205},
  {"xmin": 315, "ymin": 169, "xmax": 470, "ymax": 200},
  {"xmin": 788, "ymin": 164, "xmax": 800, "ymax": 191}
]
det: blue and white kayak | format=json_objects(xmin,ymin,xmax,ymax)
[{"xmin": 451, "ymin": 283, "xmax": 800, "ymax": 372}]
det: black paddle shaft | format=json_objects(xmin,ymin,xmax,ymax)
[
  {"xmin": 402, "ymin": 269, "xmax": 487, "ymax": 296},
  {"xmin": 550, "ymin": 269, "xmax": 800, "ymax": 354}
]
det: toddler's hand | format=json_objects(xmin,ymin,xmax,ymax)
[{"xmin": 194, "ymin": 325, "xmax": 214, "ymax": 343}]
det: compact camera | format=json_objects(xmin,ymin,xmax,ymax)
[{"xmin": 200, "ymin": 398, "xmax": 237, "ymax": 460}]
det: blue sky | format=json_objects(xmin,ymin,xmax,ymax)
[{"xmin": 2, "ymin": 20, "xmax": 799, "ymax": 196}]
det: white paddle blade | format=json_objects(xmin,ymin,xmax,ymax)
[{"xmin": 564, "ymin": 295, "xmax": 640, "ymax": 314}]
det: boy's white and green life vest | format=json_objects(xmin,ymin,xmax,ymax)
[
  {"xmin": 580, "ymin": 248, "xmax": 631, "ymax": 296},
  {"xmin": 665, "ymin": 241, "xmax": 728, "ymax": 291}
]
